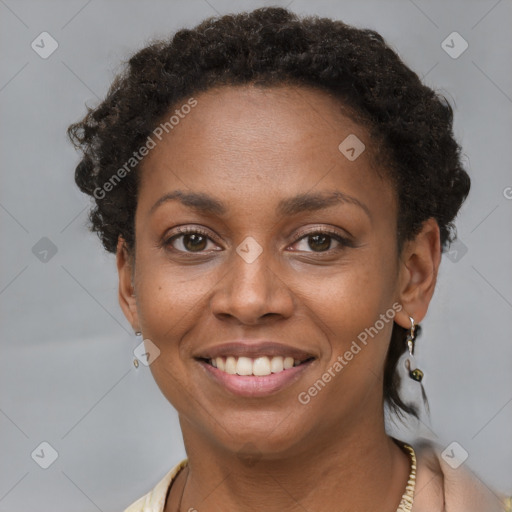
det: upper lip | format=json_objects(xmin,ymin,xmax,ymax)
[{"xmin": 194, "ymin": 341, "xmax": 316, "ymax": 362}]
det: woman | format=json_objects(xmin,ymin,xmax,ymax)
[{"xmin": 67, "ymin": 7, "xmax": 506, "ymax": 512}]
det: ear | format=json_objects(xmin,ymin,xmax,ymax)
[
  {"xmin": 394, "ymin": 218, "xmax": 442, "ymax": 329},
  {"xmin": 116, "ymin": 235, "xmax": 140, "ymax": 333}
]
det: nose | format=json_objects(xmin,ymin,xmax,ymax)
[{"xmin": 209, "ymin": 244, "xmax": 295, "ymax": 325}]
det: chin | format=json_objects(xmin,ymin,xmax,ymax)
[{"xmin": 210, "ymin": 411, "xmax": 312, "ymax": 458}]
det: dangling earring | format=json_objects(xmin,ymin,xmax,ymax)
[
  {"xmin": 404, "ymin": 316, "xmax": 424, "ymax": 382},
  {"xmin": 133, "ymin": 330, "xmax": 142, "ymax": 368}
]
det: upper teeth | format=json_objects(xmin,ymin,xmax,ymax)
[{"xmin": 209, "ymin": 356, "xmax": 303, "ymax": 376}]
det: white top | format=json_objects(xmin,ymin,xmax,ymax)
[
  {"xmin": 122, "ymin": 439, "xmax": 509, "ymax": 512},
  {"xmin": 124, "ymin": 459, "xmax": 187, "ymax": 512}
]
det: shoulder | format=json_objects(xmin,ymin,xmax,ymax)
[
  {"xmin": 411, "ymin": 437, "xmax": 506, "ymax": 512},
  {"xmin": 123, "ymin": 459, "xmax": 188, "ymax": 512}
]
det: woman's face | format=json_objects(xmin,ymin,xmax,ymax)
[{"xmin": 119, "ymin": 84, "xmax": 407, "ymax": 456}]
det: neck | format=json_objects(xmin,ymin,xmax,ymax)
[{"xmin": 167, "ymin": 412, "xmax": 411, "ymax": 512}]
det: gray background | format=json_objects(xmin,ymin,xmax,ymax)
[{"xmin": 1, "ymin": 0, "xmax": 511, "ymax": 510}]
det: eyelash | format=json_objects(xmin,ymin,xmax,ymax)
[
  {"xmin": 162, "ymin": 226, "xmax": 353, "ymax": 254},
  {"xmin": 294, "ymin": 228, "xmax": 353, "ymax": 252}
]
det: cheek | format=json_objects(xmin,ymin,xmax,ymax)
[
  {"xmin": 134, "ymin": 264, "xmax": 212, "ymax": 408},
  {"xmin": 135, "ymin": 247, "xmax": 215, "ymax": 332},
  {"xmin": 300, "ymin": 250, "xmax": 394, "ymax": 333},
  {"xmin": 295, "ymin": 246, "xmax": 397, "ymax": 382},
  {"xmin": 294, "ymin": 269, "xmax": 396, "ymax": 421}
]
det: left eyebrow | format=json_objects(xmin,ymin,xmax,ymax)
[
  {"xmin": 148, "ymin": 189, "xmax": 371, "ymax": 220},
  {"xmin": 276, "ymin": 191, "xmax": 371, "ymax": 220}
]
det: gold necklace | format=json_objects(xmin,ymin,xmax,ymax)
[
  {"xmin": 175, "ymin": 444, "xmax": 417, "ymax": 512},
  {"xmin": 396, "ymin": 443, "xmax": 417, "ymax": 512}
]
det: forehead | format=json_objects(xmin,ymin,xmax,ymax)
[
  {"xmin": 140, "ymin": 85, "xmax": 381, "ymax": 168},
  {"xmin": 137, "ymin": 84, "xmax": 394, "ymax": 216},
  {"xmin": 152, "ymin": 85, "xmax": 362, "ymax": 145}
]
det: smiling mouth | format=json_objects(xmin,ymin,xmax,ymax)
[{"xmin": 198, "ymin": 355, "xmax": 315, "ymax": 376}]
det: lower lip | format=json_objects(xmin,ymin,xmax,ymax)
[{"xmin": 197, "ymin": 359, "xmax": 314, "ymax": 397}]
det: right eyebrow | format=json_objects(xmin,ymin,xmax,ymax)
[{"xmin": 148, "ymin": 190, "xmax": 227, "ymax": 218}]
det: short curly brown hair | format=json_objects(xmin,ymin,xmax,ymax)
[{"xmin": 67, "ymin": 6, "xmax": 470, "ymax": 419}]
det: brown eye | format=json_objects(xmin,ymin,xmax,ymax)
[
  {"xmin": 292, "ymin": 229, "xmax": 352, "ymax": 253},
  {"xmin": 164, "ymin": 228, "xmax": 219, "ymax": 253},
  {"xmin": 306, "ymin": 233, "xmax": 331, "ymax": 252},
  {"xmin": 181, "ymin": 233, "xmax": 208, "ymax": 252}
]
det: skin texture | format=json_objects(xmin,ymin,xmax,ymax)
[{"xmin": 117, "ymin": 84, "xmax": 441, "ymax": 512}]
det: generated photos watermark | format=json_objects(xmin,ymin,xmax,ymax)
[
  {"xmin": 93, "ymin": 97, "xmax": 198, "ymax": 200},
  {"xmin": 298, "ymin": 302, "xmax": 403, "ymax": 404}
]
